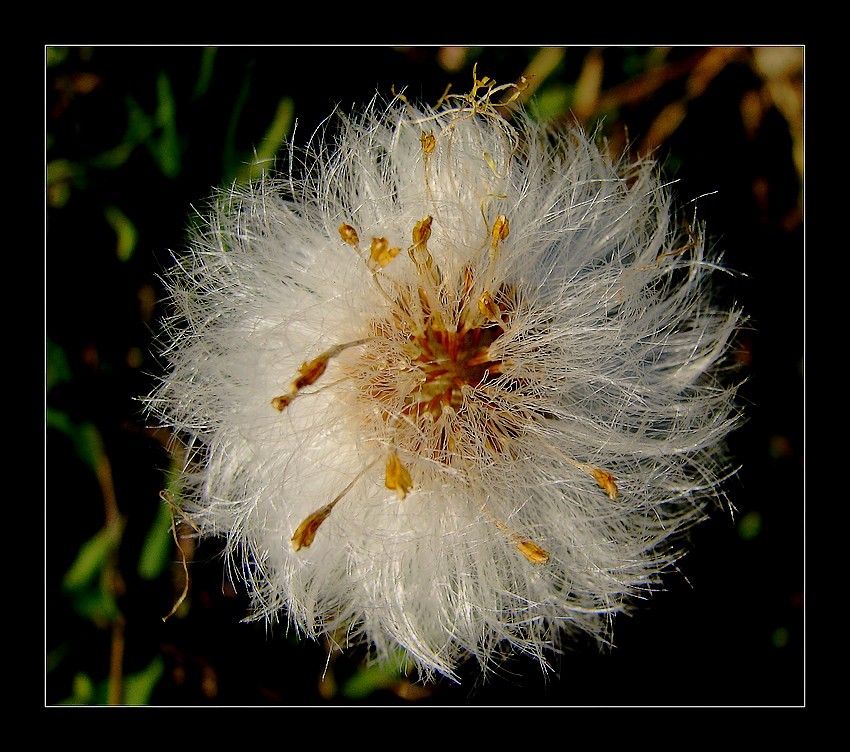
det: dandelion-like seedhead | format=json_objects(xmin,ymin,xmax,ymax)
[{"xmin": 148, "ymin": 73, "xmax": 742, "ymax": 683}]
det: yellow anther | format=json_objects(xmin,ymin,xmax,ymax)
[
  {"xmin": 385, "ymin": 450, "xmax": 413, "ymax": 500},
  {"xmin": 409, "ymin": 216, "xmax": 441, "ymax": 288},
  {"xmin": 339, "ymin": 223, "xmax": 360, "ymax": 246},
  {"xmin": 492, "ymin": 214, "xmax": 510, "ymax": 245},
  {"xmin": 412, "ymin": 216, "xmax": 433, "ymax": 249},
  {"xmin": 420, "ymin": 131, "xmax": 436, "ymax": 156},
  {"xmin": 291, "ymin": 501, "xmax": 336, "ymax": 551},
  {"xmin": 592, "ymin": 467, "xmax": 619, "ymax": 500},
  {"xmin": 271, "ymin": 394, "xmax": 292, "ymax": 412},
  {"xmin": 369, "ymin": 237, "xmax": 402, "ymax": 269},
  {"xmin": 477, "ymin": 291, "xmax": 503, "ymax": 324},
  {"xmin": 273, "ymin": 339, "xmax": 371, "ymax": 412},
  {"xmin": 292, "ymin": 353, "xmax": 331, "ymax": 392},
  {"xmin": 490, "ymin": 214, "xmax": 510, "ymax": 259},
  {"xmin": 515, "ymin": 538, "xmax": 550, "ymax": 565}
]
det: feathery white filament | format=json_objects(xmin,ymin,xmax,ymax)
[{"xmin": 149, "ymin": 81, "xmax": 741, "ymax": 682}]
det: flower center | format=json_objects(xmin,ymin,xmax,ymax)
[
  {"xmin": 278, "ymin": 214, "xmax": 618, "ymax": 560},
  {"xmin": 406, "ymin": 318, "xmax": 505, "ymax": 420}
]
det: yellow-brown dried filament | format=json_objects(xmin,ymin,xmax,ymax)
[
  {"xmin": 514, "ymin": 537, "xmax": 550, "ymax": 565},
  {"xmin": 385, "ymin": 450, "xmax": 413, "ymax": 500},
  {"xmin": 291, "ymin": 500, "xmax": 338, "ymax": 551},
  {"xmin": 369, "ymin": 237, "xmax": 402, "ymax": 269},
  {"xmin": 339, "ymin": 223, "xmax": 360, "ymax": 246},
  {"xmin": 592, "ymin": 467, "xmax": 619, "ymax": 500}
]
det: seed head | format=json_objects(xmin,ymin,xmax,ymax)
[{"xmin": 148, "ymin": 73, "xmax": 742, "ymax": 682}]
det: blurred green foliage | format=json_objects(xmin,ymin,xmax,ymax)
[
  {"xmin": 59, "ymin": 656, "xmax": 164, "ymax": 705},
  {"xmin": 46, "ymin": 45, "xmax": 318, "ymax": 706},
  {"xmin": 137, "ymin": 496, "xmax": 176, "ymax": 582}
]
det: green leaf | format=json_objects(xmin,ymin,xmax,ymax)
[
  {"xmin": 124, "ymin": 95, "xmax": 155, "ymax": 145},
  {"xmin": 69, "ymin": 584, "xmax": 120, "ymax": 624},
  {"xmin": 339, "ymin": 651, "xmax": 408, "ymax": 699},
  {"xmin": 89, "ymin": 95, "xmax": 153, "ymax": 171},
  {"xmin": 58, "ymin": 672, "xmax": 97, "ymax": 705},
  {"xmin": 47, "ymin": 408, "xmax": 104, "ymax": 472},
  {"xmin": 58, "ymin": 672, "xmax": 110, "ymax": 705},
  {"xmin": 47, "ymin": 158, "xmax": 77, "ymax": 185},
  {"xmin": 88, "ymin": 97, "xmax": 151, "ymax": 171},
  {"xmin": 62, "ymin": 520, "xmax": 124, "ymax": 593},
  {"xmin": 137, "ymin": 499, "xmax": 175, "ymax": 581},
  {"xmin": 193, "ymin": 47, "xmax": 217, "ymax": 99},
  {"xmin": 46, "ymin": 340, "xmax": 73, "ymax": 391},
  {"xmin": 123, "ymin": 655, "xmax": 165, "ymax": 705},
  {"xmin": 738, "ymin": 510, "xmax": 762, "ymax": 540},
  {"xmin": 530, "ymin": 84, "xmax": 573, "ymax": 121},
  {"xmin": 104, "ymin": 205, "xmax": 138, "ymax": 261},
  {"xmin": 47, "ymin": 642, "xmax": 71, "ymax": 673},
  {"xmin": 222, "ymin": 71, "xmax": 253, "ymax": 183},
  {"xmin": 771, "ymin": 626, "xmax": 790, "ymax": 649},
  {"xmin": 47, "ymin": 159, "xmax": 78, "ymax": 207},
  {"xmin": 47, "ymin": 47, "xmax": 69, "ymax": 68},
  {"xmin": 236, "ymin": 96, "xmax": 294, "ymax": 184},
  {"xmin": 152, "ymin": 72, "xmax": 181, "ymax": 178}
]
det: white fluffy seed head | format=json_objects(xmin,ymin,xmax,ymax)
[{"xmin": 148, "ymin": 78, "xmax": 742, "ymax": 683}]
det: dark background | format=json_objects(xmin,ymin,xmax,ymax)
[{"xmin": 46, "ymin": 46, "xmax": 803, "ymax": 706}]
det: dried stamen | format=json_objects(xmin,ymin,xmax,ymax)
[
  {"xmin": 272, "ymin": 339, "xmax": 371, "ymax": 411},
  {"xmin": 490, "ymin": 214, "xmax": 510, "ymax": 258},
  {"xmin": 339, "ymin": 223, "xmax": 360, "ymax": 247},
  {"xmin": 592, "ymin": 467, "xmax": 619, "ymax": 500},
  {"xmin": 514, "ymin": 537, "xmax": 550, "ymax": 565},
  {"xmin": 271, "ymin": 394, "xmax": 292, "ymax": 412},
  {"xmin": 487, "ymin": 507, "xmax": 550, "ymax": 565},
  {"xmin": 420, "ymin": 131, "xmax": 436, "ymax": 155},
  {"xmin": 409, "ymin": 216, "xmax": 437, "ymax": 279},
  {"xmin": 385, "ymin": 449, "xmax": 413, "ymax": 500},
  {"xmin": 291, "ymin": 499, "xmax": 338, "ymax": 551},
  {"xmin": 477, "ymin": 290, "xmax": 505, "ymax": 325},
  {"xmin": 369, "ymin": 237, "xmax": 402, "ymax": 269},
  {"xmin": 325, "ymin": 208, "xmax": 614, "ymax": 568},
  {"xmin": 291, "ymin": 461, "xmax": 378, "ymax": 551}
]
